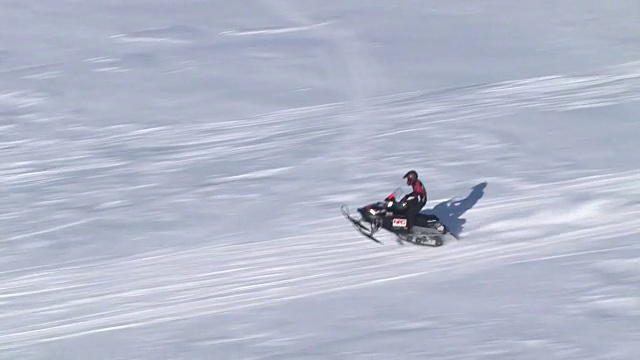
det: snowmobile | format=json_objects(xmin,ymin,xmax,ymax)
[{"xmin": 341, "ymin": 188, "xmax": 450, "ymax": 246}]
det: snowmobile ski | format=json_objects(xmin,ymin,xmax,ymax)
[{"xmin": 341, "ymin": 205, "xmax": 383, "ymax": 244}]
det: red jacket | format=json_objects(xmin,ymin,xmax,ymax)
[{"xmin": 407, "ymin": 180, "xmax": 427, "ymax": 204}]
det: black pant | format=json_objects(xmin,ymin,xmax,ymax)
[{"xmin": 405, "ymin": 198, "xmax": 425, "ymax": 229}]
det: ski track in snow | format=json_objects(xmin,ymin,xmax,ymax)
[
  {"xmin": 3, "ymin": 59, "xmax": 640, "ymax": 191},
  {"xmin": 220, "ymin": 21, "xmax": 332, "ymax": 37},
  {"xmin": 3, "ymin": 60, "xmax": 640, "ymax": 253},
  {"xmin": 3, "ymin": 59, "xmax": 640, "ymax": 162},
  {"xmin": 2, "ymin": 52, "xmax": 640, "ymax": 352},
  {"xmin": 0, "ymin": 169, "xmax": 639, "ymax": 351}
]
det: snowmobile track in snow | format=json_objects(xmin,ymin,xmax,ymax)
[
  {"xmin": 2, "ymin": 60, "xmax": 640, "ymax": 352},
  {"xmin": 1, "ymin": 170, "xmax": 639, "ymax": 351}
]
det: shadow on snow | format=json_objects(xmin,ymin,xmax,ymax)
[{"xmin": 421, "ymin": 182, "xmax": 487, "ymax": 238}]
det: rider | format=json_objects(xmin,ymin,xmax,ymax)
[
  {"xmin": 386, "ymin": 170, "xmax": 427, "ymax": 232},
  {"xmin": 401, "ymin": 170, "xmax": 427, "ymax": 230}
]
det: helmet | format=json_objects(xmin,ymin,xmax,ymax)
[{"xmin": 403, "ymin": 170, "xmax": 418, "ymax": 185}]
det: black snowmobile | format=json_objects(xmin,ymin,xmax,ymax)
[{"xmin": 341, "ymin": 188, "xmax": 450, "ymax": 246}]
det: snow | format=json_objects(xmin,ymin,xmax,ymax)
[{"xmin": 1, "ymin": 1, "xmax": 639, "ymax": 359}]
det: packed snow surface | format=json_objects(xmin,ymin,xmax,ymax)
[{"xmin": 1, "ymin": 1, "xmax": 639, "ymax": 359}]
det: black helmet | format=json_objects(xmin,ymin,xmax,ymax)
[{"xmin": 403, "ymin": 170, "xmax": 418, "ymax": 185}]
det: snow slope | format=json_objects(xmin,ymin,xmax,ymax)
[{"xmin": 1, "ymin": 1, "xmax": 639, "ymax": 359}]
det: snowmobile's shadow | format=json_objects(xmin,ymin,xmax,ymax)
[{"xmin": 420, "ymin": 182, "xmax": 487, "ymax": 238}]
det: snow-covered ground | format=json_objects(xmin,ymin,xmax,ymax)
[{"xmin": 1, "ymin": 1, "xmax": 639, "ymax": 359}]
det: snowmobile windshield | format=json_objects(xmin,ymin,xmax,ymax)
[{"xmin": 387, "ymin": 187, "xmax": 404, "ymax": 200}]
